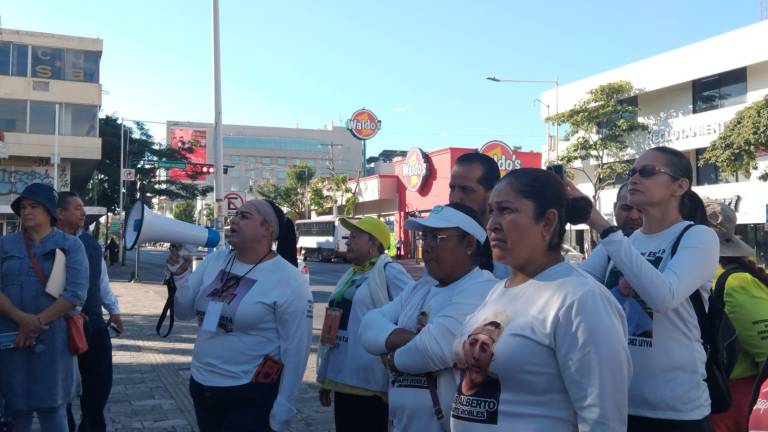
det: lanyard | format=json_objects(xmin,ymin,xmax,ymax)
[
  {"xmin": 330, "ymin": 271, "xmax": 359, "ymax": 306},
  {"xmin": 219, "ymin": 249, "xmax": 272, "ymax": 287}
]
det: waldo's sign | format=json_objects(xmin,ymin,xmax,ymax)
[
  {"xmin": 347, "ymin": 108, "xmax": 381, "ymax": 140},
  {"xmin": 402, "ymin": 148, "xmax": 428, "ymax": 192},
  {"xmin": 480, "ymin": 140, "xmax": 542, "ymax": 176}
]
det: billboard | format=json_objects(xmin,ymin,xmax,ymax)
[
  {"xmin": 479, "ymin": 140, "xmax": 543, "ymax": 177},
  {"xmin": 169, "ymin": 128, "xmax": 208, "ymax": 181}
]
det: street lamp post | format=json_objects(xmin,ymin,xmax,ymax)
[
  {"xmin": 534, "ymin": 98, "xmax": 552, "ymax": 159},
  {"xmin": 486, "ymin": 76, "xmax": 560, "ymax": 157}
]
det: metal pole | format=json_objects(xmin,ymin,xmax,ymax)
[
  {"xmin": 361, "ymin": 139, "xmax": 366, "ymax": 176},
  {"xmin": 212, "ymin": 0, "xmax": 225, "ymax": 244},
  {"xmin": 555, "ymin": 80, "xmax": 560, "ymax": 158},
  {"xmin": 54, "ymin": 104, "xmax": 59, "ymax": 189},
  {"xmin": 118, "ymin": 120, "xmax": 124, "ymax": 265}
]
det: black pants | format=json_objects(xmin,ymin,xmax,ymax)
[
  {"xmin": 628, "ymin": 415, "xmax": 713, "ymax": 432},
  {"xmin": 190, "ymin": 377, "xmax": 278, "ymax": 432},
  {"xmin": 333, "ymin": 391, "xmax": 388, "ymax": 432},
  {"xmin": 67, "ymin": 318, "xmax": 113, "ymax": 432}
]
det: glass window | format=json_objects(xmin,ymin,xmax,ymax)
[
  {"xmin": 230, "ymin": 183, "xmax": 240, "ymax": 191},
  {"xmin": 31, "ymin": 47, "xmax": 64, "ymax": 80},
  {"xmin": 695, "ymin": 148, "xmax": 740, "ymax": 185},
  {"xmin": 60, "ymin": 104, "xmax": 98, "ymax": 137},
  {"xmin": 693, "ymin": 68, "xmax": 746, "ymax": 114},
  {"xmin": 262, "ymin": 157, "xmax": 272, "ymax": 165},
  {"xmin": 230, "ymin": 155, "xmax": 241, "ymax": 164},
  {"xmin": 0, "ymin": 99, "xmax": 28, "ymax": 133},
  {"xmin": 11, "ymin": 44, "xmax": 28, "ymax": 77},
  {"xmin": 262, "ymin": 170, "xmax": 271, "ymax": 179},
  {"xmin": 29, "ymin": 101, "xmax": 56, "ymax": 134},
  {"xmin": 230, "ymin": 169, "xmax": 241, "ymax": 177},
  {"xmin": 277, "ymin": 171, "xmax": 286, "ymax": 179},
  {"xmin": 293, "ymin": 158, "xmax": 301, "ymax": 165},
  {"xmin": 277, "ymin": 158, "xmax": 285, "ymax": 165},
  {"xmin": 64, "ymin": 49, "xmax": 100, "ymax": 83},
  {"xmin": 247, "ymin": 156, "xmax": 257, "ymax": 163},
  {"xmin": 0, "ymin": 43, "xmax": 10, "ymax": 76}
]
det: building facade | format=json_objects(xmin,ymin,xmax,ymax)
[
  {"xmin": 166, "ymin": 121, "xmax": 363, "ymax": 201},
  {"xmin": 539, "ymin": 20, "xmax": 768, "ymax": 263},
  {"xmin": 0, "ymin": 28, "xmax": 103, "ymax": 234}
]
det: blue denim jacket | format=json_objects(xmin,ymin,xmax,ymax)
[{"xmin": 0, "ymin": 228, "xmax": 88, "ymax": 412}]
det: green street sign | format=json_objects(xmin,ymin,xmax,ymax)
[{"xmin": 158, "ymin": 160, "xmax": 187, "ymax": 169}]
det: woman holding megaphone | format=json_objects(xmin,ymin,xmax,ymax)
[{"xmin": 167, "ymin": 199, "xmax": 312, "ymax": 432}]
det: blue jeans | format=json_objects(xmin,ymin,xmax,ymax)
[{"xmin": 14, "ymin": 405, "xmax": 68, "ymax": 432}]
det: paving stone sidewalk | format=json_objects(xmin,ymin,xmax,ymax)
[{"xmin": 66, "ymin": 271, "xmax": 335, "ymax": 431}]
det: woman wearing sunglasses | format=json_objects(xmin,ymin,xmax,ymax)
[
  {"xmin": 359, "ymin": 203, "xmax": 497, "ymax": 432},
  {"xmin": 167, "ymin": 199, "xmax": 312, "ymax": 432},
  {"xmin": 577, "ymin": 146, "xmax": 720, "ymax": 431}
]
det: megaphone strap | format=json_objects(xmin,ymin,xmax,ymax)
[{"xmin": 157, "ymin": 276, "xmax": 177, "ymax": 338}]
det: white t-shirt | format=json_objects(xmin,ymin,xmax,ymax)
[
  {"xmin": 580, "ymin": 221, "xmax": 719, "ymax": 420},
  {"xmin": 174, "ymin": 249, "xmax": 313, "ymax": 431},
  {"xmin": 491, "ymin": 261, "xmax": 512, "ymax": 280},
  {"xmin": 323, "ymin": 263, "xmax": 413, "ymax": 393},
  {"xmin": 360, "ymin": 267, "xmax": 497, "ymax": 432},
  {"xmin": 450, "ymin": 262, "xmax": 632, "ymax": 432}
]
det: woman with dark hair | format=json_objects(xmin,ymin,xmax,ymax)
[
  {"xmin": 359, "ymin": 203, "xmax": 497, "ymax": 432},
  {"xmin": 704, "ymin": 199, "xmax": 768, "ymax": 432},
  {"xmin": 167, "ymin": 199, "xmax": 312, "ymax": 432},
  {"xmin": 451, "ymin": 169, "xmax": 631, "ymax": 431},
  {"xmin": 577, "ymin": 146, "xmax": 720, "ymax": 431}
]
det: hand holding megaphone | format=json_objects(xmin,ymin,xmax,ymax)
[{"xmin": 167, "ymin": 244, "xmax": 194, "ymax": 275}]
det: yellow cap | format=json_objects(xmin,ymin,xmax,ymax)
[{"xmin": 340, "ymin": 217, "xmax": 391, "ymax": 249}]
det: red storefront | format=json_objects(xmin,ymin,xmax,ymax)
[{"xmin": 392, "ymin": 146, "xmax": 541, "ymax": 258}]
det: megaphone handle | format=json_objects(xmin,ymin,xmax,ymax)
[{"xmin": 168, "ymin": 244, "xmax": 196, "ymax": 274}]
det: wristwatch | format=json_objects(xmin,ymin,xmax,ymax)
[{"xmin": 600, "ymin": 226, "xmax": 621, "ymax": 240}]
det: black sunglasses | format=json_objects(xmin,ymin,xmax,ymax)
[{"xmin": 627, "ymin": 165, "xmax": 681, "ymax": 180}]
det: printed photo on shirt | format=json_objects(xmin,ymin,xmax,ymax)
[
  {"xmin": 605, "ymin": 251, "xmax": 664, "ymax": 347},
  {"xmin": 452, "ymin": 320, "xmax": 502, "ymax": 425},
  {"xmin": 196, "ymin": 270, "xmax": 258, "ymax": 332}
]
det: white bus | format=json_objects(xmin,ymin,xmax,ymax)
[{"xmin": 295, "ymin": 216, "xmax": 358, "ymax": 262}]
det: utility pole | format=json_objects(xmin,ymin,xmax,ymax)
[{"xmin": 212, "ymin": 0, "xmax": 226, "ymax": 245}]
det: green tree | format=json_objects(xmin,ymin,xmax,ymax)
[
  {"xmin": 84, "ymin": 115, "xmax": 212, "ymax": 213},
  {"xmin": 700, "ymin": 94, "xmax": 768, "ymax": 181},
  {"xmin": 172, "ymin": 200, "xmax": 197, "ymax": 223},
  {"xmin": 253, "ymin": 163, "xmax": 318, "ymax": 218},
  {"xmin": 547, "ymin": 81, "xmax": 649, "ymax": 204}
]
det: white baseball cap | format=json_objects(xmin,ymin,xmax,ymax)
[{"xmin": 405, "ymin": 205, "xmax": 487, "ymax": 243}]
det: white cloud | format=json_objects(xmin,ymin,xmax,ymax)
[{"xmin": 395, "ymin": 107, "xmax": 407, "ymax": 112}]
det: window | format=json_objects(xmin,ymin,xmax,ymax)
[
  {"xmin": 693, "ymin": 68, "xmax": 746, "ymax": 114},
  {"xmin": 29, "ymin": 101, "xmax": 56, "ymax": 134},
  {"xmin": 64, "ymin": 49, "xmax": 100, "ymax": 83},
  {"xmin": 262, "ymin": 157, "xmax": 272, "ymax": 165},
  {"xmin": 0, "ymin": 43, "xmax": 9, "ymax": 75},
  {"xmin": 11, "ymin": 44, "xmax": 28, "ymax": 77},
  {"xmin": 247, "ymin": 156, "xmax": 257, "ymax": 165},
  {"xmin": 277, "ymin": 171, "xmax": 286, "ymax": 179},
  {"xmin": 230, "ymin": 169, "xmax": 241, "ymax": 177},
  {"xmin": 0, "ymin": 99, "xmax": 27, "ymax": 132},
  {"xmin": 230, "ymin": 155, "xmax": 241, "ymax": 164},
  {"xmin": 294, "ymin": 158, "xmax": 301, "ymax": 165},
  {"xmin": 59, "ymin": 104, "xmax": 98, "ymax": 137},
  {"xmin": 695, "ymin": 148, "xmax": 740, "ymax": 185},
  {"xmin": 277, "ymin": 158, "xmax": 285, "ymax": 165},
  {"xmin": 597, "ymin": 96, "xmax": 638, "ymax": 132},
  {"xmin": 31, "ymin": 47, "xmax": 64, "ymax": 80},
  {"xmin": 262, "ymin": 170, "xmax": 271, "ymax": 179},
  {"xmin": 230, "ymin": 183, "xmax": 240, "ymax": 191}
]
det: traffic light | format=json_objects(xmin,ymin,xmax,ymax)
[
  {"xmin": 202, "ymin": 164, "xmax": 215, "ymax": 174},
  {"xmin": 188, "ymin": 163, "xmax": 214, "ymax": 174}
]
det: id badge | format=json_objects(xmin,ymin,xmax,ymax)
[
  {"xmin": 320, "ymin": 307, "xmax": 343, "ymax": 347},
  {"xmin": 252, "ymin": 355, "xmax": 284, "ymax": 384},
  {"xmin": 201, "ymin": 301, "xmax": 225, "ymax": 332}
]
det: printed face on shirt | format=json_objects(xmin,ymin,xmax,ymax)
[
  {"xmin": 627, "ymin": 150, "xmax": 689, "ymax": 212},
  {"xmin": 228, "ymin": 205, "xmax": 273, "ymax": 250},
  {"xmin": 20, "ymin": 199, "xmax": 53, "ymax": 230},
  {"xmin": 57, "ymin": 195, "xmax": 87, "ymax": 230},
  {"xmin": 486, "ymin": 184, "xmax": 558, "ymax": 268},
  {"xmin": 449, "ymin": 162, "xmax": 491, "ymax": 222},
  {"xmin": 462, "ymin": 321, "xmax": 502, "ymax": 394}
]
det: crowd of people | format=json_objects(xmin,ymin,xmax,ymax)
[{"xmin": 1, "ymin": 144, "xmax": 767, "ymax": 432}]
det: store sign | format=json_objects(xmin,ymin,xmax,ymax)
[
  {"xmin": 402, "ymin": 148, "xmax": 428, "ymax": 192},
  {"xmin": 346, "ymin": 108, "xmax": 381, "ymax": 140},
  {"xmin": 479, "ymin": 141, "xmax": 542, "ymax": 176},
  {"xmin": 648, "ymin": 121, "xmax": 727, "ymax": 145},
  {"xmin": 711, "ymin": 195, "xmax": 741, "ymax": 212}
]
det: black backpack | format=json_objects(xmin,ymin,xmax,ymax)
[{"xmin": 672, "ymin": 224, "xmax": 739, "ymax": 414}]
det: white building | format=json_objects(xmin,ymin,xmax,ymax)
[
  {"xmin": 540, "ymin": 20, "xmax": 768, "ymax": 263},
  {"xmin": 0, "ymin": 28, "xmax": 104, "ymax": 234}
]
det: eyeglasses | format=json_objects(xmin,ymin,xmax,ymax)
[
  {"xmin": 415, "ymin": 231, "xmax": 467, "ymax": 245},
  {"xmin": 627, "ymin": 165, "xmax": 681, "ymax": 180}
]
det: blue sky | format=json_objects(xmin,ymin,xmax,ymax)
[{"xmin": 0, "ymin": 0, "xmax": 762, "ymax": 156}]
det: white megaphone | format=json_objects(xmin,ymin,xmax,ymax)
[{"xmin": 124, "ymin": 200, "xmax": 220, "ymax": 270}]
